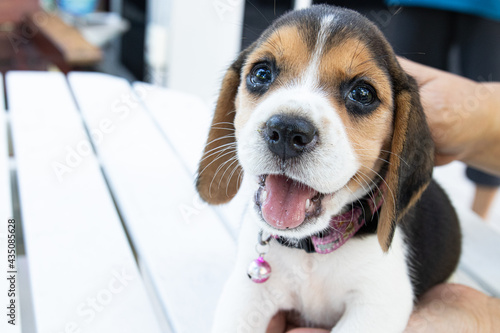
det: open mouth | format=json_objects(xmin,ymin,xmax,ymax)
[{"xmin": 255, "ymin": 174, "xmax": 325, "ymax": 230}]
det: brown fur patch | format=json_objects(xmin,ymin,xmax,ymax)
[
  {"xmin": 377, "ymin": 89, "xmax": 434, "ymax": 251},
  {"xmin": 244, "ymin": 26, "xmax": 311, "ymax": 84},
  {"xmin": 318, "ymin": 39, "xmax": 394, "ymax": 195},
  {"xmin": 319, "ymin": 38, "xmax": 393, "ymax": 106},
  {"xmin": 376, "ymin": 92, "xmax": 410, "ymax": 251},
  {"xmin": 236, "ymin": 26, "xmax": 313, "ymax": 130},
  {"xmin": 197, "ymin": 69, "xmax": 242, "ymax": 204}
]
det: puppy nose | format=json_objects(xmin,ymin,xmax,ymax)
[{"xmin": 264, "ymin": 115, "xmax": 317, "ymax": 160}]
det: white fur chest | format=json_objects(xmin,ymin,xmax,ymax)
[
  {"xmin": 263, "ymin": 229, "xmax": 412, "ymax": 328},
  {"xmin": 220, "ymin": 213, "xmax": 415, "ymax": 332}
]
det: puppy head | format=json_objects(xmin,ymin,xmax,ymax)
[{"xmin": 197, "ymin": 5, "xmax": 433, "ymax": 252}]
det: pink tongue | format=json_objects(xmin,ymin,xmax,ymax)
[{"xmin": 261, "ymin": 175, "xmax": 317, "ymax": 229}]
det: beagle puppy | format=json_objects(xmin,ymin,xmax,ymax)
[{"xmin": 197, "ymin": 5, "xmax": 461, "ymax": 332}]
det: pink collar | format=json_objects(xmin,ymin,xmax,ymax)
[{"xmin": 275, "ymin": 184, "xmax": 386, "ymax": 254}]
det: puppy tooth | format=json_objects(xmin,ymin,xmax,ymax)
[
  {"xmin": 261, "ymin": 190, "xmax": 268, "ymax": 202},
  {"xmin": 305, "ymin": 199, "xmax": 311, "ymax": 210}
]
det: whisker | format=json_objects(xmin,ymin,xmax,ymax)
[
  {"xmin": 355, "ymin": 153, "xmax": 391, "ymax": 165},
  {"xmin": 225, "ymin": 161, "xmax": 243, "ymax": 196},
  {"xmin": 236, "ymin": 168, "xmax": 244, "ymax": 190},
  {"xmin": 203, "ymin": 134, "xmax": 236, "ymax": 149},
  {"xmin": 209, "ymin": 127, "xmax": 235, "ymax": 131},
  {"xmin": 354, "ymin": 171, "xmax": 379, "ymax": 207},
  {"xmin": 337, "ymin": 186, "xmax": 363, "ymax": 230},
  {"xmin": 210, "ymin": 155, "xmax": 239, "ymax": 196},
  {"xmin": 348, "ymin": 141, "xmax": 409, "ymax": 167},
  {"xmin": 217, "ymin": 157, "xmax": 240, "ymax": 190},
  {"xmin": 358, "ymin": 163, "xmax": 396, "ymax": 214},
  {"xmin": 210, "ymin": 121, "xmax": 236, "ymax": 127},
  {"xmin": 199, "ymin": 142, "xmax": 237, "ymax": 164},
  {"xmin": 198, "ymin": 147, "xmax": 237, "ymax": 180},
  {"xmin": 357, "ymin": 171, "xmax": 382, "ymax": 222}
]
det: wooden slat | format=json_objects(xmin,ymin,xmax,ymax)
[
  {"xmin": 131, "ymin": 83, "xmax": 210, "ymax": 174},
  {"xmin": 7, "ymin": 71, "xmax": 163, "ymax": 333},
  {"xmin": 68, "ymin": 72, "xmax": 236, "ymax": 332},
  {"xmin": 132, "ymin": 82, "xmax": 249, "ymax": 238},
  {"xmin": 0, "ymin": 74, "xmax": 22, "ymax": 333}
]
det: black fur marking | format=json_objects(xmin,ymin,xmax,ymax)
[
  {"xmin": 356, "ymin": 181, "xmax": 461, "ymax": 297},
  {"xmin": 394, "ymin": 75, "xmax": 434, "ymax": 216},
  {"xmin": 399, "ymin": 181, "xmax": 461, "ymax": 297}
]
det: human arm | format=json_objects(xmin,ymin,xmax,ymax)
[
  {"xmin": 405, "ymin": 284, "xmax": 500, "ymax": 332},
  {"xmin": 267, "ymin": 284, "xmax": 500, "ymax": 333},
  {"xmin": 398, "ymin": 57, "xmax": 500, "ymax": 176}
]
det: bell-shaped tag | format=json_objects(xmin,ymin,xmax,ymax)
[{"xmin": 247, "ymin": 256, "xmax": 272, "ymax": 283}]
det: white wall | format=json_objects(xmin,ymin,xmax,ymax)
[
  {"xmin": 165, "ymin": 0, "xmax": 245, "ymax": 105},
  {"xmin": 146, "ymin": 0, "xmax": 171, "ymax": 86},
  {"xmin": 149, "ymin": 0, "xmax": 310, "ymax": 104},
  {"xmin": 294, "ymin": 0, "xmax": 312, "ymax": 10}
]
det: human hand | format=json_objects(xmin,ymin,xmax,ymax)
[
  {"xmin": 398, "ymin": 58, "xmax": 500, "ymax": 173},
  {"xmin": 266, "ymin": 284, "xmax": 500, "ymax": 333},
  {"xmin": 405, "ymin": 283, "xmax": 500, "ymax": 332},
  {"xmin": 265, "ymin": 311, "xmax": 328, "ymax": 333}
]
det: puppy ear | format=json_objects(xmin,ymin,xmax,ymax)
[
  {"xmin": 196, "ymin": 47, "xmax": 253, "ymax": 204},
  {"xmin": 377, "ymin": 74, "xmax": 434, "ymax": 252}
]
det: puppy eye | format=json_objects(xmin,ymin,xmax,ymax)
[
  {"xmin": 347, "ymin": 85, "xmax": 376, "ymax": 105},
  {"xmin": 253, "ymin": 66, "xmax": 273, "ymax": 84},
  {"xmin": 247, "ymin": 63, "xmax": 276, "ymax": 94},
  {"xmin": 344, "ymin": 82, "xmax": 380, "ymax": 116}
]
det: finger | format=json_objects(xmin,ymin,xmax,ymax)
[
  {"xmin": 267, "ymin": 312, "xmax": 287, "ymax": 333},
  {"xmin": 404, "ymin": 284, "xmax": 491, "ymax": 333},
  {"xmin": 397, "ymin": 57, "xmax": 438, "ymax": 85},
  {"xmin": 287, "ymin": 328, "xmax": 330, "ymax": 333}
]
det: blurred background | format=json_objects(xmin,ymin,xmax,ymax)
[{"xmin": 1, "ymin": 0, "xmax": 498, "ymax": 223}]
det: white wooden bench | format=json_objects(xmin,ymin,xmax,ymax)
[
  {"xmin": 1, "ymin": 74, "xmax": 20, "ymax": 333},
  {"xmin": 0, "ymin": 71, "xmax": 498, "ymax": 333}
]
